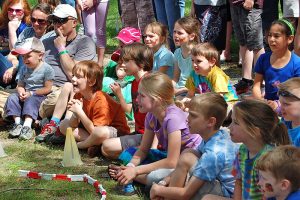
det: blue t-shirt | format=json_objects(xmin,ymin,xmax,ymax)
[
  {"xmin": 174, "ymin": 48, "xmax": 192, "ymax": 88},
  {"xmin": 193, "ymin": 129, "xmax": 239, "ymax": 197},
  {"xmin": 287, "ymin": 190, "xmax": 300, "ymax": 200},
  {"xmin": 153, "ymin": 45, "xmax": 174, "ymax": 79},
  {"xmin": 18, "ymin": 62, "xmax": 55, "ymax": 91},
  {"xmin": 255, "ymin": 52, "xmax": 300, "ymax": 100},
  {"xmin": 283, "ymin": 120, "xmax": 300, "ymax": 147}
]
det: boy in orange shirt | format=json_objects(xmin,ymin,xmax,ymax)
[{"xmin": 59, "ymin": 60, "xmax": 130, "ymax": 150}]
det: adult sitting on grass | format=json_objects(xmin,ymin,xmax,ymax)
[
  {"xmin": 1, "ymin": 3, "xmax": 55, "ymax": 88},
  {"xmin": 36, "ymin": 4, "xmax": 96, "ymax": 142}
]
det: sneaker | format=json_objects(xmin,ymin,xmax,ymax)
[
  {"xmin": 9, "ymin": 124, "xmax": 23, "ymax": 138},
  {"xmin": 234, "ymin": 79, "xmax": 254, "ymax": 95},
  {"xmin": 35, "ymin": 120, "xmax": 58, "ymax": 143},
  {"xmin": 122, "ymin": 183, "xmax": 135, "ymax": 196},
  {"xmin": 19, "ymin": 126, "xmax": 34, "ymax": 140},
  {"xmin": 47, "ymin": 129, "xmax": 65, "ymax": 145}
]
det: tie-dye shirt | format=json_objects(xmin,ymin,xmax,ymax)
[
  {"xmin": 232, "ymin": 144, "xmax": 274, "ymax": 200},
  {"xmin": 185, "ymin": 66, "xmax": 238, "ymax": 102}
]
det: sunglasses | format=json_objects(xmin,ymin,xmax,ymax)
[
  {"xmin": 278, "ymin": 90, "xmax": 300, "ymax": 100},
  {"xmin": 8, "ymin": 8, "xmax": 24, "ymax": 16},
  {"xmin": 50, "ymin": 17, "xmax": 72, "ymax": 25},
  {"xmin": 31, "ymin": 17, "xmax": 47, "ymax": 25}
]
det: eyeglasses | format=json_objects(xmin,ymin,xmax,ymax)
[
  {"xmin": 50, "ymin": 17, "xmax": 72, "ymax": 25},
  {"xmin": 8, "ymin": 8, "xmax": 24, "ymax": 16},
  {"xmin": 278, "ymin": 90, "xmax": 300, "ymax": 101},
  {"xmin": 31, "ymin": 17, "xmax": 47, "ymax": 25}
]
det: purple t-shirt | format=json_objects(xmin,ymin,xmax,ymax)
[{"xmin": 145, "ymin": 104, "xmax": 202, "ymax": 151}]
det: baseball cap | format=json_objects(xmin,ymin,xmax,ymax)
[
  {"xmin": 12, "ymin": 37, "xmax": 45, "ymax": 55},
  {"xmin": 49, "ymin": 4, "xmax": 77, "ymax": 19},
  {"xmin": 116, "ymin": 27, "xmax": 141, "ymax": 44}
]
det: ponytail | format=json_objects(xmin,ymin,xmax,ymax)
[{"xmin": 272, "ymin": 121, "xmax": 291, "ymax": 146}]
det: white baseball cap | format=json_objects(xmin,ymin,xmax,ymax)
[
  {"xmin": 49, "ymin": 4, "xmax": 77, "ymax": 19},
  {"xmin": 12, "ymin": 37, "xmax": 45, "ymax": 55}
]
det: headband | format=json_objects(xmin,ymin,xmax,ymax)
[{"xmin": 278, "ymin": 18, "xmax": 295, "ymax": 35}]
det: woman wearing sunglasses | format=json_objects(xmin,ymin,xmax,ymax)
[
  {"xmin": 0, "ymin": 3, "xmax": 56, "ymax": 88},
  {"xmin": 0, "ymin": 0, "xmax": 31, "ymax": 55}
]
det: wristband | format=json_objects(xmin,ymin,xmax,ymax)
[
  {"xmin": 58, "ymin": 50, "xmax": 69, "ymax": 56},
  {"xmin": 57, "ymin": 46, "xmax": 66, "ymax": 53},
  {"xmin": 29, "ymin": 91, "xmax": 34, "ymax": 96}
]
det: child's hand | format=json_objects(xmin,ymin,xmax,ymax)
[
  {"xmin": 243, "ymin": 0, "xmax": 254, "ymax": 10},
  {"xmin": 67, "ymin": 99, "xmax": 83, "ymax": 114},
  {"xmin": 19, "ymin": 91, "xmax": 30, "ymax": 101},
  {"xmin": 116, "ymin": 166, "xmax": 137, "ymax": 185},
  {"xmin": 110, "ymin": 82, "xmax": 122, "ymax": 97}
]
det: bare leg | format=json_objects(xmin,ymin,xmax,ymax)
[
  {"xmin": 52, "ymin": 82, "xmax": 74, "ymax": 119},
  {"xmin": 253, "ymin": 48, "xmax": 265, "ymax": 66},
  {"xmin": 221, "ymin": 21, "xmax": 233, "ymax": 60},
  {"xmin": 169, "ymin": 151, "xmax": 199, "ymax": 187},
  {"xmin": 240, "ymin": 45, "xmax": 254, "ymax": 80},
  {"xmin": 76, "ymin": 126, "xmax": 111, "ymax": 149},
  {"xmin": 97, "ymin": 47, "xmax": 105, "ymax": 68},
  {"xmin": 101, "ymin": 137, "xmax": 123, "ymax": 159},
  {"xmin": 59, "ymin": 119, "xmax": 90, "ymax": 141}
]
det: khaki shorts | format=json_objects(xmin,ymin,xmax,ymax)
[
  {"xmin": 39, "ymin": 86, "xmax": 62, "ymax": 118},
  {"xmin": 0, "ymin": 89, "xmax": 15, "ymax": 118}
]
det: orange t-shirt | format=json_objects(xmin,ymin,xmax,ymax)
[{"xmin": 74, "ymin": 91, "xmax": 130, "ymax": 135}]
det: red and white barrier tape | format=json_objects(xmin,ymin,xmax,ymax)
[{"xmin": 18, "ymin": 170, "xmax": 107, "ymax": 199}]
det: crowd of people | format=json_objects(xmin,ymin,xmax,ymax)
[{"xmin": 1, "ymin": 0, "xmax": 300, "ymax": 199}]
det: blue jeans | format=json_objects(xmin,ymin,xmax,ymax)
[
  {"xmin": 61, "ymin": 0, "xmax": 76, "ymax": 7},
  {"xmin": 0, "ymin": 52, "xmax": 12, "ymax": 87},
  {"xmin": 154, "ymin": 0, "xmax": 184, "ymax": 51}
]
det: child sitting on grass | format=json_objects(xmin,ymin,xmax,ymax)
[
  {"xmin": 4, "ymin": 37, "xmax": 54, "ymax": 140},
  {"xmin": 182, "ymin": 43, "xmax": 238, "ymax": 109},
  {"xmin": 256, "ymin": 145, "xmax": 300, "ymax": 200},
  {"xmin": 278, "ymin": 77, "xmax": 300, "ymax": 147},
  {"xmin": 59, "ymin": 60, "xmax": 130, "ymax": 151},
  {"xmin": 202, "ymin": 99, "xmax": 290, "ymax": 200},
  {"xmin": 150, "ymin": 92, "xmax": 238, "ymax": 199}
]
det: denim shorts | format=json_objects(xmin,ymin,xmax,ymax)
[{"xmin": 231, "ymin": 5, "xmax": 264, "ymax": 50}]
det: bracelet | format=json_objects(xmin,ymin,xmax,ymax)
[
  {"xmin": 57, "ymin": 46, "xmax": 66, "ymax": 53},
  {"xmin": 58, "ymin": 50, "xmax": 69, "ymax": 56}
]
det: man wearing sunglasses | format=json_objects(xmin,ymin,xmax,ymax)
[
  {"xmin": 278, "ymin": 77, "xmax": 300, "ymax": 147},
  {"xmin": 39, "ymin": 4, "xmax": 96, "ymax": 120}
]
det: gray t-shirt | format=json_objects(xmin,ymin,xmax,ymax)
[
  {"xmin": 18, "ymin": 62, "xmax": 55, "ymax": 91},
  {"xmin": 43, "ymin": 34, "xmax": 96, "ymax": 86}
]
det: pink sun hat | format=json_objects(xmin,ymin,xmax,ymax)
[{"xmin": 116, "ymin": 27, "xmax": 142, "ymax": 44}]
